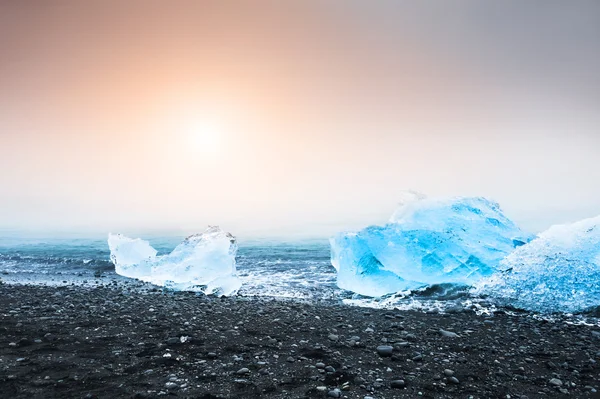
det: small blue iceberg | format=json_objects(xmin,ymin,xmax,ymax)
[{"xmin": 330, "ymin": 193, "xmax": 533, "ymax": 297}]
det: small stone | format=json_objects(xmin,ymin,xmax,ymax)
[
  {"xmin": 179, "ymin": 336, "xmax": 190, "ymax": 344},
  {"xmin": 439, "ymin": 329, "xmax": 459, "ymax": 338},
  {"xmin": 391, "ymin": 379, "xmax": 406, "ymax": 388},
  {"xmin": 404, "ymin": 333, "xmax": 417, "ymax": 341},
  {"xmin": 164, "ymin": 382, "xmax": 178, "ymax": 389},
  {"xmin": 325, "ymin": 365, "xmax": 336, "ymax": 373},
  {"xmin": 286, "ymin": 356, "xmax": 295, "ymax": 363},
  {"xmin": 327, "ymin": 388, "xmax": 342, "ymax": 398},
  {"xmin": 449, "ymin": 376, "xmax": 460, "ymax": 384},
  {"xmin": 443, "ymin": 369, "xmax": 454, "ymax": 377},
  {"xmin": 549, "ymin": 378, "xmax": 563, "ymax": 387},
  {"xmin": 446, "ymin": 305, "xmax": 464, "ymax": 313},
  {"xmin": 376, "ymin": 345, "xmax": 394, "ymax": 357},
  {"xmin": 315, "ymin": 362, "xmax": 326, "ymax": 369},
  {"xmin": 328, "ymin": 334, "xmax": 339, "ymax": 341},
  {"xmin": 236, "ymin": 368, "xmax": 250, "ymax": 375}
]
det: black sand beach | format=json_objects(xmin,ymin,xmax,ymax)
[{"xmin": 1, "ymin": 282, "xmax": 600, "ymax": 399}]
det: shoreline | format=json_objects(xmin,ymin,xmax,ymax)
[{"xmin": 1, "ymin": 283, "xmax": 600, "ymax": 398}]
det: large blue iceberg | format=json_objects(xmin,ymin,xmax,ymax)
[
  {"xmin": 476, "ymin": 215, "xmax": 600, "ymax": 313},
  {"xmin": 330, "ymin": 194, "xmax": 533, "ymax": 297},
  {"xmin": 108, "ymin": 226, "xmax": 241, "ymax": 296}
]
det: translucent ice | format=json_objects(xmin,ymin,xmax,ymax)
[
  {"xmin": 108, "ymin": 226, "xmax": 241, "ymax": 296},
  {"xmin": 330, "ymin": 195, "xmax": 532, "ymax": 297},
  {"xmin": 476, "ymin": 215, "xmax": 600, "ymax": 313},
  {"xmin": 108, "ymin": 235, "xmax": 157, "ymax": 278}
]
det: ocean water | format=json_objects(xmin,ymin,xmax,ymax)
[
  {"xmin": 0, "ymin": 234, "xmax": 340, "ymax": 299},
  {"xmin": 0, "ymin": 233, "xmax": 471, "ymax": 309},
  {"xmin": 0, "ymin": 234, "xmax": 520, "ymax": 313}
]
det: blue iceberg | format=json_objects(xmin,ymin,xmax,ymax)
[
  {"xmin": 476, "ymin": 215, "xmax": 600, "ymax": 313},
  {"xmin": 330, "ymin": 194, "xmax": 532, "ymax": 297},
  {"xmin": 108, "ymin": 226, "xmax": 241, "ymax": 296}
]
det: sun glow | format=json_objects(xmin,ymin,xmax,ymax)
[
  {"xmin": 161, "ymin": 97, "xmax": 248, "ymax": 161},
  {"xmin": 184, "ymin": 117, "xmax": 222, "ymax": 155}
]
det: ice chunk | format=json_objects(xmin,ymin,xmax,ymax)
[
  {"xmin": 476, "ymin": 215, "xmax": 600, "ymax": 313},
  {"xmin": 388, "ymin": 190, "xmax": 427, "ymax": 223},
  {"xmin": 108, "ymin": 226, "xmax": 241, "ymax": 296},
  {"xmin": 108, "ymin": 234, "xmax": 157, "ymax": 278},
  {"xmin": 330, "ymin": 195, "xmax": 532, "ymax": 297}
]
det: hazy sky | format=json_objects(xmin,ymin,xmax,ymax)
[{"xmin": 1, "ymin": 1, "xmax": 599, "ymax": 238}]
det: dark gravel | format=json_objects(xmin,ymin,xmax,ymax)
[{"xmin": 1, "ymin": 283, "xmax": 600, "ymax": 398}]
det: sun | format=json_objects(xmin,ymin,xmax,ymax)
[
  {"xmin": 162, "ymin": 98, "xmax": 238, "ymax": 159},
  {"xmin": 185, "ymin": 119, "xmax": 223, "ymax": 154},
  {"xmin": 183, "ymin": 117, "xmax": 223, "ymax": 156}
]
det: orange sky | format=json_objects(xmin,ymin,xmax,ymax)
[{"xmin": 1, "ymin": 1, "xmax": 599, "ymax": 237}]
